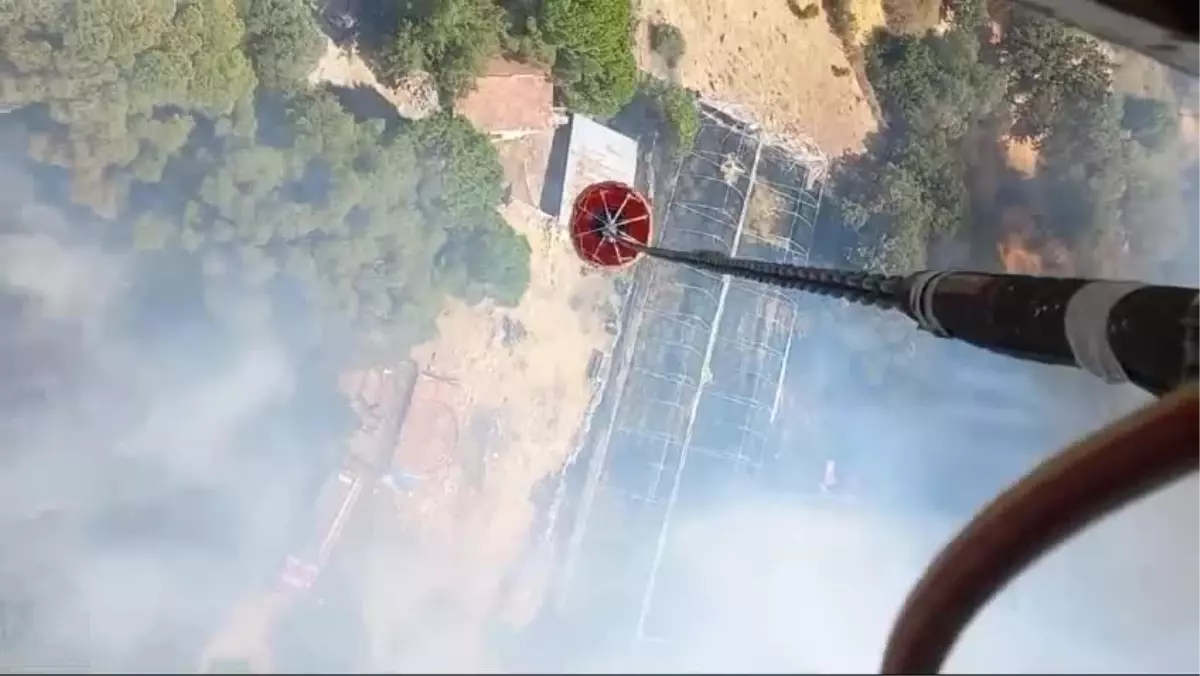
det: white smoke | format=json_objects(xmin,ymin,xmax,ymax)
[
  {"xmin": 0, "ymin": 194, "xmax": 309, "ymax": 670},
  {"xmin": 650, "ymin": 472, "xmax": 1198, "ymax": 674},
  {"xmin": 544, "ymin": 317, "xmax": 1198, "ymax": 675}
]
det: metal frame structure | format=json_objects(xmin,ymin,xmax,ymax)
[{"xmin": 550, "ymin": 104, "xmax": 827, "ymax": 658}]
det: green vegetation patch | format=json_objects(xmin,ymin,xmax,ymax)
[
  {"xmin": 823, "ymin": 0, "xmax": 860, "ymax": 45},
  {"xmin": 639, "ymin": 76, "xmax": 700, "ymax": 160},
  {"xmin": 241, "ymin": 0, "xmax": 327, "ymax": 91},
  {"xmin": 828, "ymin": 0, "xmax": 1193, "ymax": 279},
  {"xmin": 357, "ymin": 0, "xmax": 506, "ymax": 99},
  {"xmin": 353, "ymin": 0, "xmax": 639, "ymax": 118},
  {"xmin": 542, "ymin": 0, "xmax": 639, "ymax": 117},
  {"xmin": 0, "ymin": 0, "xmax": 531, "ymax": 360}
]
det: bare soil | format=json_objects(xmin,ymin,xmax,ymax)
[
  {"xmin": 354, "ymin": 201, "xmax": 621, "ymax": 671},
  {"xmin": 201, "ymin": 592, "xmax": 291, "ymax": 673},
  {"xmin": 494, "ymin": 132, "xmax": 555, "ymax": 206},
  {"xmin": 307, "ymin": 39, "xmax": 440, "ymax": 120},
  {"xmin": 636, "ymin": 0, "xmax": 880, "ymax": 156},
  {"xmin": 1001, "ymin": 134, "xmax": 1039, "ymax": 178}
]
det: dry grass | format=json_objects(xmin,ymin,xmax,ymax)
[
  {"xmin": 353, "ymin": 200, "xmax": 621, "ymax": 671},
  {"xmin": 881, "ymin": 0, "xmax": 941, "ymax": 35},
  {"xmin": 745, "ymin": 184, "xmax": 787, "ymax": 239},
  {"xmin": 847, "ymin": 0, "xmax": 888, "ymax": 44},
  {"xmin": 634, "ymin": 0, "xmax": 878, "ymax": 156},
  {"xmin": 201, "ymin": 592, "xmax": 291, "ymax": 673},
  {"xmin": 1000, "ymin": 134, "xmax": 1039, "ymax": 178}
]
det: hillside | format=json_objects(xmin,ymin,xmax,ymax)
[
  {"xmin": 818, "ymin": 0, "xmax": 1197, "ymax": 286},
  {"xmin": 0, "ymin": 0, "xmax": 1194, "ymax": 672},
  {"xmin": 347, "ymin": 201, "xmax": 621, "ymax": 671},
  {"xmin": 635, "ymin": 0, "xmax": 880, "ymax": 155}
]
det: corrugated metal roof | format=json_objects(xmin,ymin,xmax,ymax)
[{"xmin": 555, "ymin": 115, "xmax": 640, "ymax": 228}]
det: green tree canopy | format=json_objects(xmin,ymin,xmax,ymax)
[
  {"xmin": 240, "ymin": 0, "xmax": 327, "ymax": 91},
  {"xmin": 161, "ymin": 91, "xmax": 526, "ymax": 355},
  {"xmin": 639, "ymin": 77, "xmax": 699, "ymax": 160},
  {"xmin": 834, "ymin": 27, "xmax": 1003, "ymax": 272},
  {"xmin": 360, "ymin": 0, "xmax": 504, "ymax": 99},
  {"xmin": 2, "ymin": 0, "xmax": 531, "ymax": 358},
  {"xmin": 942, "ymin": 0, "xmax": 986, "ymax": 33},
  {"xmin": 542, "ymin": 0, "xmax": 638, "ymax": 116},
  {"xmin": 1, "ymin": 0, "xmax": 256, "ymax": 217},
  {"xmin": 411, "ymin": 112, "xmax": 508, "ymax": 223},
  {"xmin": 1120, "ymin": 94, "xmax": 1178, "ymax": 150},
  {"xmin": 999, "ymin": 10, "xmax": 1113, "ymax": 142}
]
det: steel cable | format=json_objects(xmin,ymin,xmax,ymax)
[{"xmin": 638, "ymin": 245, "xmax": 906, "ymax": 311}]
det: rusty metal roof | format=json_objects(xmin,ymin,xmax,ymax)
[{"xmin": 456, "ymin": 58, "xmax": 556, "ymax": 134}]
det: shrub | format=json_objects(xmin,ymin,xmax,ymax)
[
  {"xmin": 640, "ymin": 77, "xmax": 700, "ymax": 160},
  {"xmin": 649, "ymin": 21, "xmax": 687, "ymax": 68},
  {"xmin": 1121, "ymin": 95, "xmax": 1177, "ymax": 150},
  {"xmin": 881, "ymin": 0, "xmax": 941, "ymax": 35},
  {"xmin": 543, "ymin": 0, "xmax": 639, "ymax": 116},
  {"xmin": 788, "ymin": 0, "xmax": 821, "ymax": 20},
  {"xmin": 825, "ymin": 0, "xmax": 859, "ymax": 43}
]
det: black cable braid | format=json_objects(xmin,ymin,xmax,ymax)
[
  {"xmin": 644, "ymin": 246, "xmax": 1200, "ymax": 393},
  {"xmin": 1182, "ymin": 293, "xmax": 1199, "ymax": 385},
  {"xmin": 640, "ymin": 246, "xmax": 907, "ymax": 311}
]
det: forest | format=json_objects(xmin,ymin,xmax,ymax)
[
  {"xmin": 0, "ymin": 0, "xmax": 534, "ymax": 364},
  {"xmin": 0, "ymin": 0, "xmax": 700, "ymax": 362},
  {"xmin": 0, "ymin": 0, "xmax": 678, "ymax": 667},
  {"xmin": 825, "ymin": 0, "xmax": 1197, "ymax": 284},
  {"xmin": 2, "ymin": 0, "xmax": 1193, "ymax": 409},
  {"xmin": 354, "ymin": 0, "xmax": 640, "ymax": 116},
  {"xmin": 0, "ymin": 1, "xmax": 539, "ymax": 668},
  {"xmin": 0, "ymin": 0, "xmax": 1194, "ymax": 670}
]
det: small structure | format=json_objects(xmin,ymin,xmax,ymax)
[
  {"xmin": 456, "ymin": 58, "xmax": 565, "ymax": 140},
  {"xmin": 455, "ymin": 60, "xmax": 637, "ymax": 228},
  {"xmin": 547, "ymin": 114, "xmax": 640, "ymax": 229},
  {"xmin": 454, "ymin": 60, "xmax": 640, "ymax": 233},
  {"xmin": 390, "ymin": 373, "xmax": 462, "ymax": 480}
]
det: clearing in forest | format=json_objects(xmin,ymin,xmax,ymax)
[
  {"xmin": 307, "ymin": 38, "xmax": 440, "ymax": 119},
  {"xmin": 1001, "ymin": 134, "xmax": 1040, "ymax": 178},
  {"xmin": 353, "ymin": 201, "xmax": 623, "ymax": 670}
]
